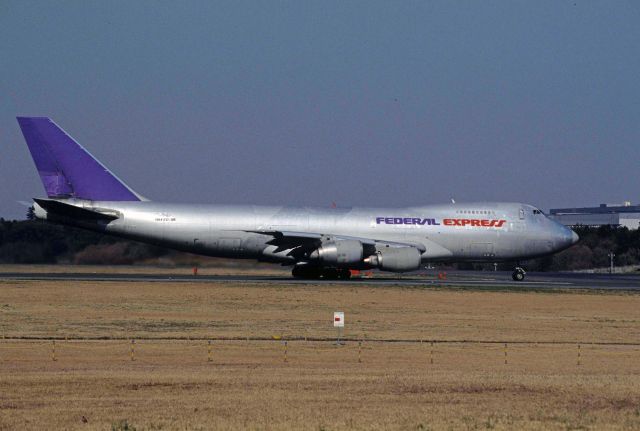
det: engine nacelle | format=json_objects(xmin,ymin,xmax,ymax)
[
  {"xmin": 364, "ymin": 247, "xmax": 422, "ymax": 272},
  {"xmin": 309, "ymin": 240, "xmax": 363, "ymax": 266}
]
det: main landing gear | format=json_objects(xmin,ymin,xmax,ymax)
[
  {"xmin": 292, "ymin": 265, "xmax": 351, "ymax": 280},
  {"xmin": 512, "ymin": 266, "xmax": 526, "ymax": 281}
]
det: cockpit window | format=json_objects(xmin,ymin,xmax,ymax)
[{"xmin": 533, "ymin": 209, "xmax": 543, "ymax": 215}]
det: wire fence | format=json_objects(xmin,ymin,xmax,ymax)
[{"xmin": 1, "ymin": 337, "xmax": 640, "ymax": 369}]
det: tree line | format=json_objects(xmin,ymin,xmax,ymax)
[{"xmin": 0, "ymin": 218, "xmax": 167, "ymax": 265}]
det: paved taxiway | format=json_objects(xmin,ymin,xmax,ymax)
[{"xmin": 1, "ymin": 270, "xmax": 638, "ymax": 290}]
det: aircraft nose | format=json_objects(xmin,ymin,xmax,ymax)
[{"xmin": 555, "ymin": 224, "xmax": 579, "ymax": 250}]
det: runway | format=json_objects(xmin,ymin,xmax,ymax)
[{"xmin": 1, "ymin": 270, "xmax": 639, "ymax": 290}]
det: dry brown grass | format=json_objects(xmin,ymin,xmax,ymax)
[{"xmin": 1, "ymin": 274, "xmax": 640, "ymax": 430}]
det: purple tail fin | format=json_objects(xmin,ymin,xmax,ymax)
[{"xmin": 17, "ymin": 117, "xmax": 143, "ymax": 201}]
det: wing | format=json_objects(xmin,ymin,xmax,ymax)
[{"xmin": 248, "ymin": 230, "xmax": 427, "ymax": 259}]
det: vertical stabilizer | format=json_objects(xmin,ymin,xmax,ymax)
[{"xmin": 17, "ymin": 117, "xmax": 143, "ymax": 201}]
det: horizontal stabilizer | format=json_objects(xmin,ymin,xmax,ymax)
[{"xmin": 34, "ymin": 199, "xmax": 119, "ymax": 221}]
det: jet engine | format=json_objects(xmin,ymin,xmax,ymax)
[
  {"xmin": 364, "ymin": 247, "xmax": 421, "ymax": 272},
  {"xmin": 309, "ymin": 240, "xmax": 363, "ymax": 266}
]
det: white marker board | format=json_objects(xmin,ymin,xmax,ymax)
[{"xmin": 334, "ymin": 311, "xmax": 344, "ymax": 327}]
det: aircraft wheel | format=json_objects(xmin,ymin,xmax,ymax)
[
  {"xmin": 512, "ymin": 267, "xmax": 526, "ymax": 281},
  {"xmin": 292, "ymin": 265, "xmax": 322, "ymax": 279},
  {"xmin": 321, "ymin": 268, "xmax": 340, "ymax": 280},
  {"xmin": 338, "ymin": 269, "xmax": 352, "ymax": 280}
]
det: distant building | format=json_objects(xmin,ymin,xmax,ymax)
[{"xmin": 549, "ymin": 202, "xmax": 640, "ymax": 230}]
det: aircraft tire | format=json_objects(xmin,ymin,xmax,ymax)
[
  {"xmin": 321, "ymin": 268, "xmax": 340, "ymax": 280},
  {"xmin": 338, "ymin": 269, "xmax": 351, "ymax": 280},
  {"xmin": 292, "ymin": 265, "xmax": 322, "ymax": 279},
  {"xmin": 512, "ymin": 269, "xmax": 525, "ymax": 281}
]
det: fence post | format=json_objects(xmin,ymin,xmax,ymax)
[
  {"xmin": 430, "ymin": 341, "xmax": 434, "ymax": 365},
  {"xmin": 51, "ymin": 340, "xmax": 57, "ymax": 362},
  {"xmin": 130, "ymin": 339, "xmax": 135, "ymax": 362},
  {"xmin": 577, "ymin": 344, "xmax": 581, "ymax": 366},
  {"xmin": 208, "ymin": 340, "xmax": 212, "ymax": 362},
  {"xmin": 284, "ymin": 341, "xmax": 288, "ymax": 363},
  {"xmin": 358, "ymin": 340, "xmax": 362, "ymax": 363},
  {"xmin": 504, "ymin": 343, "xmax": 508, "ymax": 365}
]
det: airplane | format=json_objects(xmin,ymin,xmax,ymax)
[{"xmin": 17, "ymin": 117, "xmax": 579, "ymax": 281}]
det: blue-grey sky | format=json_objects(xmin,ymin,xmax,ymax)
[{"xmin": 2, "ymin": 1, "xmax": 639, "ymax": 219}]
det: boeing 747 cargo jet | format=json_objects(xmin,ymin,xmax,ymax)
[{"xmin": 17, "ymin": 117, "xmax": 579, "ymax": 281}]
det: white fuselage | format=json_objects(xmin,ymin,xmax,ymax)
[{"xmin": 36, "ymin": 199, "xmax": 578, "ymax": 266}]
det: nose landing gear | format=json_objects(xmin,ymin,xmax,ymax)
[{"xmin": 512, "ymin": 266, "xmax": 526, "ymax": 281}]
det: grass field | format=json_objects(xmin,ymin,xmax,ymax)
[{"xmin": 1, "ymin": 270, "xmax": 640, "ymax": 430}]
